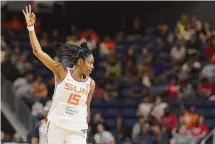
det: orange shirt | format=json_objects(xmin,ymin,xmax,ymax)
[
  {"xmin": 183, "ymin": 112, "xmax": 199, "ymax": 128},
  {"xmin": 32, "ymin": 82, "xmax": 48, "ymax": 97},
  {"xmin": 80, "ymin": 31, "xmax": 100, "ymax": 43}
]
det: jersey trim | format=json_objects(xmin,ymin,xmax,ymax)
[
  {"xmin": 69, "ymin": 68, "xmax": 89, "ymax": 82},
  {"xmin": 55, "ymin": 68, "xmax": 68, "ymax": 84}
]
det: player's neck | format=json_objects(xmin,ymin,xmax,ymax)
[{"xmin": 72, "ymin": 69, "xmax": 83, "ymax": 80}]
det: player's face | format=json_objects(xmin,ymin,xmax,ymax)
[{"xmin": 81, "ymin": 55, "xmax": 94, "ymax": 76}]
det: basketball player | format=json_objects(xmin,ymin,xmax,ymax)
[{"xmin": 22, "ymin": 5, "xmax": 95, "ymax": 144}]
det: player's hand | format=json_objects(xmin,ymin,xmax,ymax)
[{"xmin": 22, "ymin": 5, "xmax": 36, "ymax": 27}]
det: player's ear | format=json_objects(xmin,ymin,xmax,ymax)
[{"xmin": 77, "ymin": 58, "xmax": 83, "ymax": 66}]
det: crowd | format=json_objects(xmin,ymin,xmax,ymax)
[{"xmin": 1, "ymin": 12, "xmax": 215, "ymax": 144}]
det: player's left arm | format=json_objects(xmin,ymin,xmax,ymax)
[{"xmin": 86, "ymin": 79, "xmax": 95, "ymax": 123}]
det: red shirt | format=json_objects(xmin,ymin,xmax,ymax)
[
  {"xmin": 205, "ymin": 45, "xmax": 215, "ymax": 60},
  {"xmin": 161, "ymin": 113, "xmax": 178, "ymax": 133},
  {"xmin": 166, "ymin": 84, "xmax": 178, "ymax": 98},
  {"xmin": 199, "ymin": 82, "xmax": 213, "ymax": 91},
  {"xmin": 189, "ymin": 124, "xmax": 209, "ymax": 137}
]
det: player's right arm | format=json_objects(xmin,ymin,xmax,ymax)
[{"xmin": 22, "ymin": 5, "xmax": 66, "ymax": 81}]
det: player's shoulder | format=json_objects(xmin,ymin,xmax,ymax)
[{"xmin": 90, "ymin": 78, "xmax": 95, "ymax": 87}]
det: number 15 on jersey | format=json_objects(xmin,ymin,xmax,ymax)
[{"xmin": 67, "ymin": 93, "xmax": 81, "ymax": 105}]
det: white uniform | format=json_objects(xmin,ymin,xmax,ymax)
[{"xmin": 47, "ymin": 68, "xmax": 91, "ymax": 144}]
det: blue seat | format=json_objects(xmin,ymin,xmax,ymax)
[
  {"xmin": 172, "ymin": 108, "xmax": 181, "ymax": 116},
  {"xmin": 106, "ymin": 119, "xmax": 116, "ymax": 129},
  {"xmin": 205, "ymin": 119, "xmax": 215, "ymax": 129},
  {"xmin": 122, "ymin": 108, "xmax": 136, "ymax": 118},
  {"xmin": 123, "ymin": 99, "xmax": 138, "ymax": 108},
  {"xmin": 91, "ymin": 108, "xmax": 103, "ymax": 116},
  {"xmin": 105, "ymin": 108, "xmax": 120, "ymax": 118},
  {"xmin": 91, "ymin": 98, "xmax": 106, "ymax": 108},
  {"xmin": 126, "ymin": 119, "xmax": 136, "ymax": 127}
]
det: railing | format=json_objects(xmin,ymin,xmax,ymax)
[
  {"xmin": 201, "ymin": 128, "xmax": 215, "ymax": 144},
  {"xmin": 1, "ymin": 76, "xmax": 31, "ymax": 131}
]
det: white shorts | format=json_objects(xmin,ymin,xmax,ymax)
[{"xmin": 47, "ymin": 122, "xmax": 87, "ymax": 144}]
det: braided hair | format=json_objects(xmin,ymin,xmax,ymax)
[{"xmin": 60, "ymin": 42, "xmax": 92, "ymax": 67}]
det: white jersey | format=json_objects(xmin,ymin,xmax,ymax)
[{"xmin": 47, "ymin": 68, "xmax": 91, "ymax": 131}]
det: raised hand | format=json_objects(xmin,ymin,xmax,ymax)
[{"xmin": 22, "ymin": 5, "xmax": 36, "ymax": 27}]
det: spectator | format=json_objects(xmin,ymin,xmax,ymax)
[
  {"xmin": 186, "ymin": 34, "xmax": 202, "ymax": 52},
  {"xmin": 90, "ymin": 113, "xmax": 109, "ymax": 135},
  {"xmin": 197, "ymin": 76, "xmax": 213, "ymax": 98},
  {"xmin": 126, "ymin": 47, "xmax": 137, "ymax": 66},
  {"xmin": 66, "ymin": 35, "xmax": 79, "ymax": 45},
  {"xmin": 170, "ymin": 40, "xmax": 186, "ymax": 64},
  {"xmin": 165, "ymin": 79, "xmax": 180, "ymax": 98},
  {"xmin": 201, "ymin": 63, "xmax": 215, "ymax": 81},
  {"xmin": 151, "ymin": 96, "xmax": 168, "ymax": 121},
  {"xmin": 137, "ymin": 48, "xmax": 152, "ymax": 75},
  {"xmin": 160, "ymin": 106, "xmax": 178, "ymax": 134},
  {"xmin": 100, "ymin": 36, "xmax": 116, "ymax": 56},
  {"xmin": 204, "ymin": 37, "xmax": 215, "ymax": 61},
  {"xmin": 116, "ymin": 116, "xmax": 127, "ymax": 141},
  {"xmin": 181, "ymin": 54, "xmax": 201, "ymax": 73},
  {"xmin": 12, "ymin": 133, "xmax": 23, "ymax": 143},
  {"xmin": 137, "ymin": 96, "xmax": 153, "ymax": 119},
  {"xmin": 181, "ymin": 104, "xmax": 200, "ymax": 128},
  {"xmin": 13, "ymin": 73, "xmax": 34, "ymax": 106},
  {"xmin": 188, "ymin": 116, "xmax": 209, "ymax": 143},
  {"xmin": 31, "ymin": 106, "xmax": 50, "ymax": 144},
  {"xmin": 157, "ymin": 24, "xmax": 170, "ymax": 43},
  {"xmin": 182, "ymin": 24, "xmax": 195, "ymax": 41},
  {"xmin": 105, "ymin": 55, "xmax": 121, "ymax": 78},
  {"xmin": 32, "ymin": 76, "xmax": 48, "ymax": 99},
  {"xmin": 14, "ymin": 53, "xmax": 34, "ymax": 75},
  {"xmin": 94, "ymin": 123, "xmax": 115, "ymax": 144},
  {"xmin": 170, "ymin": 125, "xmax": 194, "ymax": 144},
  {"xmin": 198, "ymin": 22, "xmax": 211, "ymax": 43},
  {"xmin": 7, "ymin": 16, "xmax": 23, "ymax": 32},
  {"xmin": 178, "ymin": 80, "xmax": 195, "ymax": 100},
  {"xmin": 133, "ymin": 123, "xmax": 156, "ymax": 144},
  {"xmin": 132, "ymin": 116, "xmax": 145, "ymax": 139},
  {"xmin": 80, "ymin": 28, "xmax": 100, "ymax": 50},
  {"xmin": 175, "ymin": 15, "xmax": 188, "ymax": 39}
]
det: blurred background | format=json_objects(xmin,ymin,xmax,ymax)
[{"xmin": 1, "ymin": 1, "xmax": 215, "ymax": 144}]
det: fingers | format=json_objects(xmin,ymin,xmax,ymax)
[
  {"xmin": 29, "ymin": 4, "xmax": 31, "ymax": 14},
  {"xmin": 25, "ymin": 6, "xmax": 28, "ymax": 14},
  {"xmin": 23, "ymin": 5, "xmax": 34, "ymax": 18},
  {"xmin": 22, "ymin": 9, "xmax": 26, "ymax": 16}
]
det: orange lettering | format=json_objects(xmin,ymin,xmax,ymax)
[
  {"xmin": 67, "ymin": 93, "xmax": 81, "ymax": 105},
  {"xmin": 65, "ymin": 83, "xmax": 74, "ymax": 91},
  {"xmin": 65, "ymin": 83, "xmax": 89, "ymax": 96}
]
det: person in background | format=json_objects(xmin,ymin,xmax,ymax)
[
  {"xmin": 31, "ymin": 106, "xmax": 50, "ymax": 144},
  {"xmin": 94, "ymin": 123, "xmax": 115, "ymax": 144},
  {"xmin": 170, "ymin": 125, "xmax": 195, "ymax": 144},
  {"xmin": 32, "ymin": 75, "xmax": 48, "ymax": 99},
  {"xmin": 180, "ymin": 104, "xmax": 200, "ymax": 129},
  {"xmin": 116, "ymin": 116, "xmax": 127, "ymax": 141},
  {"xmin": 133, "ymin": 123, "xmax": 156, "ymax": 144},
  {"xmin": 160, "ymin": 106, "xmax": 178, "ymax": 135},
  {"xmin": 90, "ymin": 113, "xmax": 109, "ymax": 135},
  {"xmin": 136, "ymin": 96, "xmax": 153, "ymax": 120},
  {"xmin": 105, "ymin": 55, "xmax": 121, "ymax": 78},
  {"xmin": 132, "ymin": 116, "xmax": 145, "ymax": 140},
  {"xmin": 151, "ymin": 96, "xmax": 168, "ymax": 121},
  {"xmin": 170, "ymin": 40, "xmax": 186, "ymax": 64},
  {"xmin": 197, "ymin": 76, "xmax": 213, "ymax": 98},
  {"xmin": 188, "ymin": 116, "xmax": 209, "ymax": 143}
]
